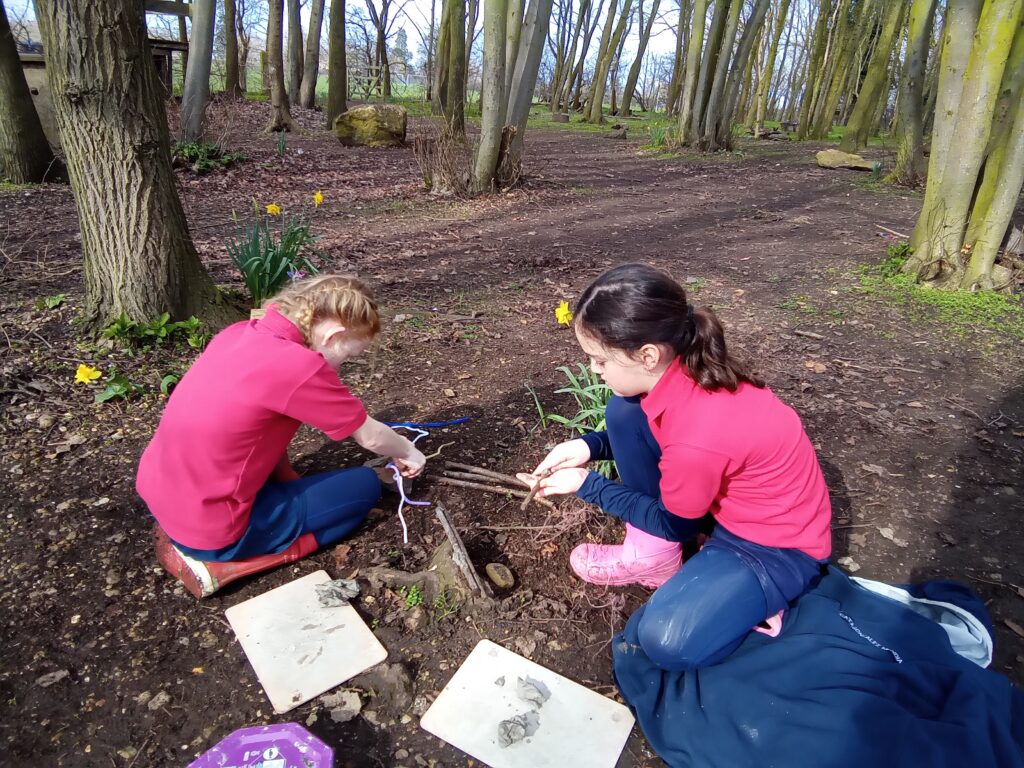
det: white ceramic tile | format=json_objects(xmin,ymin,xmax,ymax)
[
  {"xmin": 226, "ymin": 570, "xmax": 387, "ymax": 714},
  {"xmin": 421, "ymin": 639, "xmax": 634, "ymax": 768}
]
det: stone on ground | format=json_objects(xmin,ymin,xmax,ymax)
[{"xmin": 334, "ymin": 104, "xmax": 408, "ymax": 147}]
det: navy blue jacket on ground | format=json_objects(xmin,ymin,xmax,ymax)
[{"xmin": 613, "ymin": 568, "xmax": 1024, "ymax": 768}]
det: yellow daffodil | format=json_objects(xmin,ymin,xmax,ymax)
[
  {"xmin": 75, "ymin": 364, "xmax": 102, "ymax": 384},
  {"xmin": 313, "ymin": 190, "xmax": 324, "ymax": 207},
  {"xmin": 555, "ymin": 300, "xmax": 573, "ymax": 326},
  {"xmin": 266, "ymin": 203, "xmax": 282, "ymax": 216}
]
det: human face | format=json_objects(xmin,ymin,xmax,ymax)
[
  {"xmin": 310, "ymin": 319, "xmax": 374, "ymax": 369},
  {"xmin": 576, "ymin": 328, "xmax": 664, "ymax": 397}
]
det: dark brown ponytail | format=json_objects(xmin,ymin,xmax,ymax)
[{"xmin": 575, "ymin": 263, "xmax": 764, "ymax": 392}]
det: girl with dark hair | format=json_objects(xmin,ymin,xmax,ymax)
[{"xmin": 518, "ymin": 263, "xmax": 831, "ymax": 669}]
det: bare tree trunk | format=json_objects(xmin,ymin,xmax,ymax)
[
  {"xmin": 700, "ymin": 0, "xmax": 742, "ymax": 144},
  {"xmin": 905, "ymin": 0, "xmax": 1022, "ymax": 287},
  {"xmin": 466, "ymin": 0, "xmax": 480, "ymax": 95},
  {"xmin": 504, "ymin": 0, "xmax": 524, "ymax": 99},
  {"xmin": 677, "ymin": 0, "xmax": 707, "ymax": 144},
  {"xmin": 446, "ymin": 0, "xmax": 467, "ymax": 134},
  {"xmin": 179, "ymin": 2, "xmax": 190, "ymax": 86},
  {"xmin": 620, "ymin": 0, "xmax": 660, "ymax": 115},
  {"xmin": 267, "ymin": 0, "xmax": 299, "ymax": 131},
  {"xmin": 690, "ymin": 0, "xmax": 729, "ymax": 139},
  {"xmin": 797, "ymin": 0, "xmax": 832, "ymax": 138},
  {"xmin": 432, "ymin": 0, "xmax": 452, "ymax": 114},
  {"xmin": 474, "ymin": 0, "xmax": 508, "ymax": 190},
  {"xmin": 664, "ymin": 0, "xmax": 689, "ymax": 116},
  {"xmin": 34, "ymin": 0, "xmax": 237, "ymax": 331},
  {"xmin": 299, "ymin": 0, "xmax": 327, "ymax": 107},
  {"xmin": 755, "ymin": 0, "xmax": 792, "ymax": 136},
  {"xmin": 587, "ymin": 0, "xmax": 633, "ymax": 122},
  {"xmin": 568, "ymin": 0, "xmax": 606, "ymax": 110},
  {"xmin": 839, "ymin": 0, "xmax": 906, "ymax": 152},
  {"xmin": 426, "ymin": 0, "xmax": 436, "ymax": 100},
  {"xmin": 551, "ymin": 0, "xmax": 589, "ymax": 112},
  {"xmin": 0, "ymin": 0, "xmax": 61, "ymax": 183},
  {"xmin": 287, "ymin": 0, "xmax": 304, "ymax": 102},
  {"xmin": 181, "ymin": 0, "xmax": 217, "ymax": 140},
  {"xmin": 224, "ymin": 0, "xmax": 242, "ymax": 97},
  {"xmin": 326, "ymin": 0, "xmax": 347, "ymax": 125},
  {"xmin": 890, "ymin": 0, "xmax": 936, "ymax": 185},
  {"xmin": 712, "ymin": 0, "xmax": 771, "ymax": 149}
]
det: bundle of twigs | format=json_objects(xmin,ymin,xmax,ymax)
[{"xmin": 437, "ymin": 462, "xmax": 557, "ymax": 511}]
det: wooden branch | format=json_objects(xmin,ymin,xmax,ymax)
[
  {"xmin": 434, "ymin": 504, "xmax": 492, "ymax": 598},
  {"xmin": 145, "ymin": 1, "xmax": 191, "ymax": 17},
  {"xmin": 435, "ymin": 477, "xmax": 558, "ymax": 511},
  {"xmin": 443, "ymin": 461, "xmax": 529, "ymax": 488},
  {"xmin": 520, "ymin": 468, "xmax": 553, "ymax": 512},
  {"xmin": 875, "ymin": 224, "xmax": 909, "ymax": 239},
  {"xmin": 794, "ymin": 329, "xmax": 825, "ymax": 340}
]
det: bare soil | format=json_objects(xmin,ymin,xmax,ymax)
[{"xmin": 2, "ymin": 99, "xmax": 1023, "ymax": 767}]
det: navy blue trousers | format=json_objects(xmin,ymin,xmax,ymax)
[
  {"xmin": 581, "ymin": 395, "xmax": 822, "ymax": 671},
  {"xmin": 175, "ymin": 467, "xmax": 382, "ymax": 562}
]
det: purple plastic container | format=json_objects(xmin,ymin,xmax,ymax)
[{"xmin": 188, "ymin": 723, "xmax": 334, "ymax": 768}]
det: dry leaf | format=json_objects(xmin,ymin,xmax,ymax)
[
  {"xmin": 1004, "ymin": 619, "xmax": 1024, "ymax": 639},
  {"xmin": 938, "ymin": 532, "xmax": 958, "ymax": 547},
  {"xmin": 443, "ymin": 388, "xmax": 456, "ymax": 398},
  {"xmin": 804, "ymin": 360, "xmax": 827, "ymax": 374},
  {"xmin": 877, "ymin": 526, "xmax": 909, "ymax": 548},
  {"xmin": 332, "ymin": 544, "xmax": 352, "ymax": 570},
  {"xmin": 540, "ymin": 543, "xmax": 558, "ymax": 557},
  {"xmin": 855, "ymin": 400, "xmax": 878, "ymax": 410},
  {"xmin": 906, "ymin": 401, "xmax": 925, "ymax": 409}
]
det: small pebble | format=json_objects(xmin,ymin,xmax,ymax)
[{"xmin": 485, "ymin": 563, "xmax": 515, "ymax": 589}]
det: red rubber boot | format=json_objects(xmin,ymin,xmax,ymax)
[{"xmin": 153, "ymin": 526, "xmax": 320, "ymax": 598}]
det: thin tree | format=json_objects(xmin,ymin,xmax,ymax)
[
  {"xmin": 326, "ymin": 0, "xmax": 348, "ymax": 125},
  {"xmin": 474, "ymin": 0, "xmax": 508, "ymax": 189},
  {"xmin": 224, "ymin": 0, "xmax": 243, "ymax": 96},
  {"xmin": 676, "ymin": 0, "xmax": 707, "ymax": 144},
  {"xmin": 33, "ymin": 0, "xmax": 236, "ymax": 330},
  {"xmin": 586, "ymin": 0, "xmax": 634, "ymax": 123},
  {"xmin": 620, "ymin": 0, "xmax": 660, "ymax": 115},
  {"xmin": 889, "ymin": 0, "xmax": 937, "ymax": 184},
  {"xmin": 754, "ymin": 0, "xmax": 792, "ymax": 137},
  {"xmin": 181, "ymin": 0, "xmax": 217, "ymax": 141},
  {"xmin": 267, "ymin": 0, "xmax": 299, "ymax": 130},
  {"xmin": 0, "ymin": 0, "xmax": 60, "ymax": 183},
  {"xmin": 299, "ymin": 0, "xmax": 327, "ymax": 106},
  {"xmin": 839, "ymin": 0, "xmax": 907, "ymax": 152}
]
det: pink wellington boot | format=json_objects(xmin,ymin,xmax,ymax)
[{"xmin": 570, "ymin": 524, "xmax": 682, "ymax": 588}]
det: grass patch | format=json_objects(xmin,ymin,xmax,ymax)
[{"xmin": 857, "ymin": 244, "xmax": 1024, "ymax": 339}]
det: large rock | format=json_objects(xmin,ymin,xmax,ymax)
[
  {"xmin": 816, "ymin": 148, "xmax": 876, "ymax": 171},
  {"xmin": 333, "ymin": 104, "xmax": 407, "ymax": 147}
]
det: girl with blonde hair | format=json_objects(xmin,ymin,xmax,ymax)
[{"xmin": 137, "ymin": 275, "xmax": 425, "ymax": 597}]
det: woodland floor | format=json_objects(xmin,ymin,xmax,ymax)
[{"xmin": 2, "ymin": 99, "xmax": 1024, "ymax": 767}]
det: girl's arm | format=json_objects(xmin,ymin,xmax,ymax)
[
  {"xmin": 578, "ymin": 472, "xmax": 704, "ymax": 541},
  {"xmin": 351, "ymin": 417, "xmax": 426, "ymax": 476}
]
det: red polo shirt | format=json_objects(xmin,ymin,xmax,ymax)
[
  {"xmin": 642, "ymin": 362, "xmax": 831, "ymax": 559},
  {"xmin": 136, "ymin": 308, "xmax": 368, "ymax": 549}
]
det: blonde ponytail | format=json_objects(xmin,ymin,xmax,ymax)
[{"xmin": 266, "ymin": 274, "xmax": 381, "ymax": 343}]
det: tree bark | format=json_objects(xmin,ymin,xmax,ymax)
[
  {"xmin": 224, "ymin": 0, "xmax": 242, "ymax": 97},
  {"xmin": 796, "ymin": 0, "xmax": 832, "ymax": 137},
  {"xmin": 620, "ymin": 0, "xmax": 661, "ymax": 115},
  {"xmin": 466, "ymin": 0, "xmax": 480, "ymax": 94},
  {"xmin": 906, "ymin": 0, "xmax": 1022, "ymax": 285},
  {"xmin": 326, "ymin": 0, "xmax": 347, "ymax": 125},
  {"xmin": 677, "ymin": 0, "xmax": 707, "ymax": 144},
  {"xmin": 551, "ymin": 0, "xmax": 589, "ymax": 111},
  {"xmin": 587, "ymin": 0, "xmax": 633, "ymax": 123},
  {"xmin": 267, "ymin": 0, "xmax": 298, "ymax": 130},
  {"xmin": 181, "ymin": 0, "xmax": 216, "ymax": 141},
  {"xmin": 432, "ymin": 0, "xmax": 452, "ymax": 114},
  {"xmin": 839, "ymin": 0, "xmax": 906, "ymax": 152},
  {"xmin": 0, "ymin": 0, "xmax": 61, "ymax": 183},
  {"xmin": 299, "ymin": 0, "xmax": 326, "ymax": 107},
  {"xmin": 568, "ymin": 0, "xmax": 606, "ymax": 110},
  {"xmin": 33, "ymin": 0, "xmax": 237, "ymax": 331},
  {"xmin": 890, "ymin": 0, "xmax": 936, "ymax": 185},
  {"xmin": 445, "ymin": 0, "xmax": 467, "ymax": 134},
  {"xmin": 700, "ymin": 0, "xmax": 742, "ymax": 145},
  {"xmin": 754, "ymin": 0, "xmax": 792, "ymax": 137},
  {"xmin": 690, "ymin": 0, "xmax": 729, "ymax": 140},
  {"xmin": 712, "ymin": 0, "xmax": 771, "ymax": 149},
  {"xmin": 474, "ymin": 0, "xmax": 508, "ymax": 190},
  {"xmin": 506, "ymin": 0, "xmax": 554, "ymax": 153},
  {"xmin": 664, "ymin": 0, "xmax": 689, "ymax": 116},
  {"xmin": 504, "ymin": 0, "xmax": 524, "ymax": 100},
  {"xmin": 287, "ymin": 0, "xmax": 304, "ymax": 102}
]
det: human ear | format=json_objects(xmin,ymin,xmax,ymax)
[{"xmin": 638, "ymin": 343, "xmax": 664, "ymax": 371}]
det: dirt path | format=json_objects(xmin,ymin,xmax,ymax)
[{"xmin": 2, "ymin": 105, "xmax": 1022, "ymax": 767}]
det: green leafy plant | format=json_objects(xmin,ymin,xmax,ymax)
[
  {"xmin": 648, "ymin": 126, "xmax": 668, "ymax": 148},
  {"xmin": 36, "ymin": 293, "xmax": 65, "ymax": 310},
  {"xmin": 432, "ymin": 587, "xmax": 460, "ymax": 620},
  {"xmin": 276, "ymin": 131, "xmax": 287, "ymax": 157},
  {"xmin": 95, "ymin": 370, "xmax": 140, "ymax": 404},
  {"xmin": 528, "ymin": 363, "xmax": 615, "ymax": 478},
  {"xmin": 159, "ymin": 373, "xmax": 181, "ymax": 395},
  {"xmin": 399, "ymin": 584, "xmax": 424, "ymax": 609},
  {"xmin": 102, "ymin": 314, "xmax": 208, "ymax": 349},
  {"xmin": 226, "ymin": 218, "xmax": 319, "ymax": 306},
  {"xmin": 172, "ymin": 141, "xmax": 244, "ymax": 174}
]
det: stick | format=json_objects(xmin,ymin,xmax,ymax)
[
  {"xmin": 875, "ymin": 224, "xmax": 909, "ymax": 239},
  {"xmin": 520, "ymin": 468, "xmax": 553, "ymax": 511},
  {"xmin": 443, "ymin": 461, "xmax": 530, "ymax": 488},
  {"xmin": 425, "ymin": 441, "xmax": 454, "ymax": 459},
  {"xmin": 794, "ymin": 329, "xmax": 825, "ymax": 340},
  {"xmin": 435, "ymin": 477, "xmax": 557, "ymax": 511},
  {"xmin": 434, "ymin": 503, "xmax": 492, "ymax": 597}
]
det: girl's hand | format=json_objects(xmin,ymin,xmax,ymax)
[
  {"xmin": 516, "ymin": 467, "xmax": 589, "ymax": 497},
  {"xmin": 393, "ymin": 445, "xmax": 426, "ymax": 478},
  {"xmin": 532, "ymin": 439, "xmax": 592, "ymax": 476}
]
